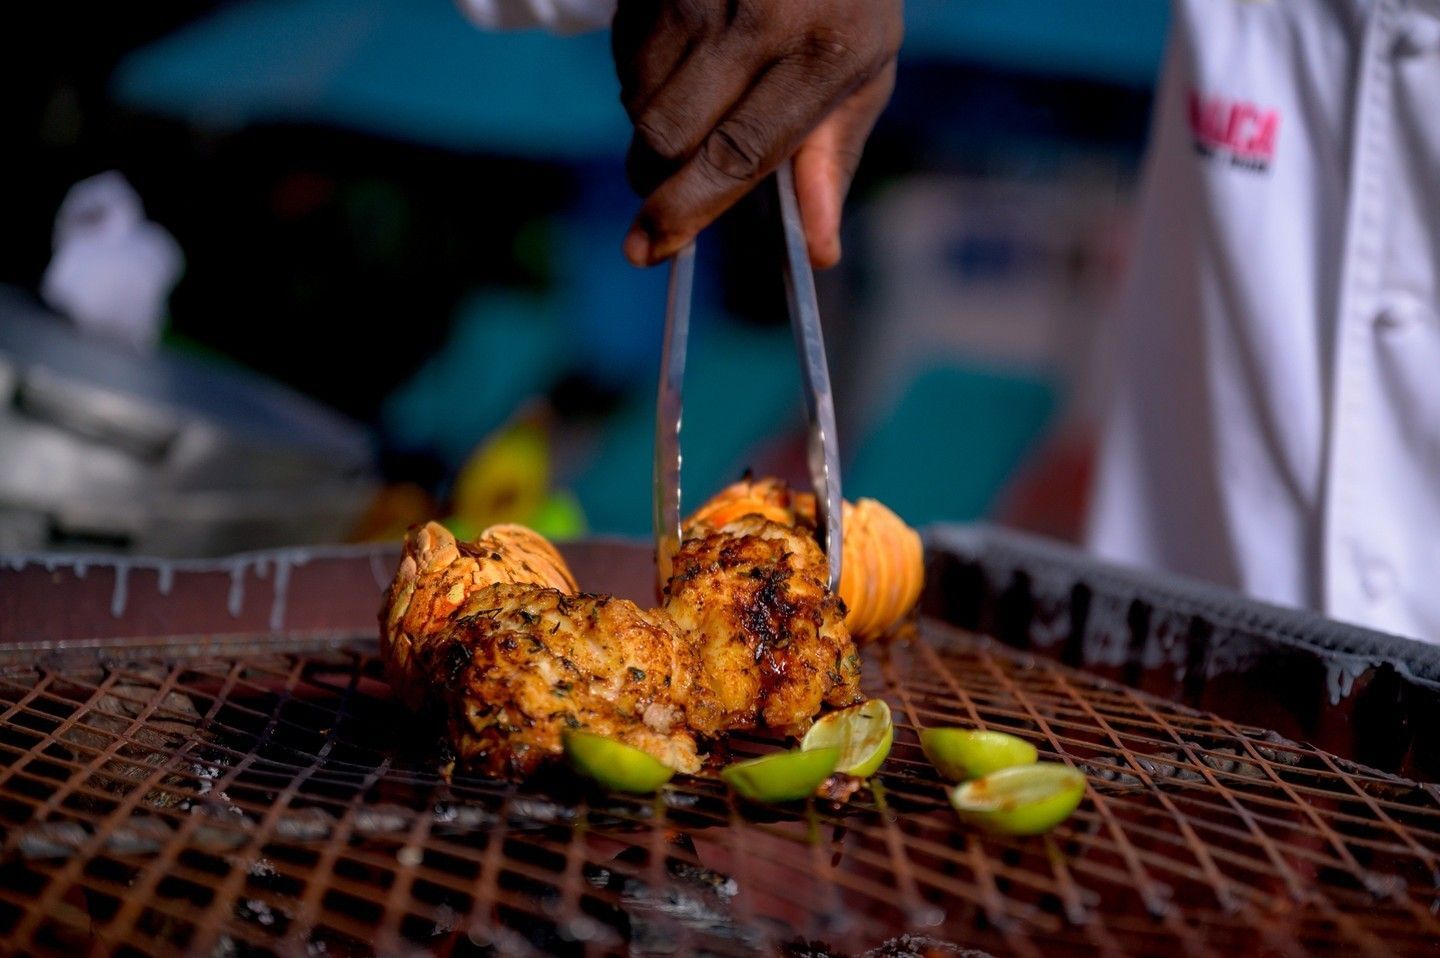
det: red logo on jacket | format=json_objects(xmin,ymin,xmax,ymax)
[{"xmin": 1188, "ymin": 91, "xmax": 1280, "ymax": 172}]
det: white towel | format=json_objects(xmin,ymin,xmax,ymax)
[{"xmin": 40, "ymin": 171, "xmax": 184, "ymax": 352}]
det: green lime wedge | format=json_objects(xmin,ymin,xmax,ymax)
[
  {"xmin": 920, "ymin": 727, "xmax": 1038, "ymax": 781},
  {"xmin": 562, "ymin": 730, "xmax": 675, "ymax": 793},
  {"xmin": 801, "ymin": 699, "xmax": 894, "ymax": 778},
  {"xmin": 948, "ymin": 762, "xmax": 1086, "ymax": 835},
  {"xmin": 721, "ymin": 747, "xmax": 841, "ymax": 803}
]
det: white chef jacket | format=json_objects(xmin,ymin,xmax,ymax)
[
  {"xmin": 464, "ymin": 0, "xmax": 1440, "ymax": 641},
  {"xmin": 1089, "ymin": 0, "xmax": 1440, "ymax": 642}
]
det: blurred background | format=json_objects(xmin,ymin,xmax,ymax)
[{"xmin": 1, "ymin": 0, "xmax": 1166, "ymax": 557}]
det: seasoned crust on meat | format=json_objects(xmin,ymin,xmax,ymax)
[
  {"xmin": 381, "ymin": 516, "xmax": 861, "ymax": 776},
  {"xmin": 382, "ymin": 523, "xmax": 706, "ymax": 775},
  {"xmin": 665, "ymin": 516, "xmax": 863, "ymax": 737},
  {"xmin": 382, "ymin": 522, "xmax": 578, "ymax": 711},
  {"xmin": 687, "ymin": 476, "xmax": 925, "ymax": 641},
  {"xmin": 434, "ymin": 583, "xmax": 704, "ymax": 777}
]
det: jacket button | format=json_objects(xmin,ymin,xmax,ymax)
[
  {"xmin": 1360, "ymin": 557, "xmax": 1397, "ymax": 602},
  {"xmin": 1375, "ymin": 293, "xmax": 1434, "ymax": 330},
  {"xmin": 1396, "ymin": 17, "xmax": 1440, "ymax": 58}
]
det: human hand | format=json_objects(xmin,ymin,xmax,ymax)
[{"xmin": 613, "ymin": 0, "xmax": 902, "ymax": 268}]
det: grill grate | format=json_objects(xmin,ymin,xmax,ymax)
[{"xmin": 1, "ymin": 621, "xmax": 1438, "ymax": 957}]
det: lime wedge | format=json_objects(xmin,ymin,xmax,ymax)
[
  {"xmin": 948, "ymin": 762, "xmax": 1086, "ymax": 835},
  {"xmin": 721, "ymin": 747, "xmax": 841, "ymax": 803},
  {"xmin": 562, "ymin": 730, "xmax": 675, "ymax": 793},
  {"xmin": 920, "ymin": 727, "xmax": 1038, "ymax": 781},
  {"xmin": 801, "ymin": 699, "xmax": 894, "ymax": 778}
]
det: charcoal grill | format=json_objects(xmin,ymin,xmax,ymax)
[{"xmin": 2, "ymin": 529, "xmax": 1439, "ymax": 957}]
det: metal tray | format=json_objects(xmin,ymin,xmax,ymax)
[
  {"xmin": 0, "ymin": 529, "xmax": 1437, "ymax": 957},
  {"xmin": 924, "ymin": 525, "xmax": 1440, "ymax": 782}
]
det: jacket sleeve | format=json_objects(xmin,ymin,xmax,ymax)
[{"xmin": 457, "ymin": 0, "xmax": 616, "ymax": 33}]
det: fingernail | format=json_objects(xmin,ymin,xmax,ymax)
[
  {"xmin": 811, "ymin": 237, "xmax": 841, "ymax": 270},
  {"xmin": 624, "ymin": 227, "xmax": 651, "ymax": 266}
]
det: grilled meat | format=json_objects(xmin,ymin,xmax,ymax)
[
  {"xmin": 688, "ymin": 477, "xmax": 924, "ymax": 641},
  {"xmin": 382, "ymin": 522, "xmax": 578, "ymax": 712},
  {"xmin": 432, "ymin": 583, "xmax": 704, "ymax": 777},
  {"xmin": 666, "ymin": 516, "xmax": 862, "ymax": 736},
  {"xmin": 381, "ymin": 510, "xmax": 863, "ymax": 775},
  {"xmin": 383, "ymin": 523, "xmax": 705, "ymax": 775}
]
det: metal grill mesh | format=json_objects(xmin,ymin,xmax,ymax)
[{"xmin": 1, "ymin": 622, "xmax": 1438, "ymax": 957}]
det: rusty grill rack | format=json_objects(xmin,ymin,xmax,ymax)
[{"xmin": 2, "ymin": 619, "xmax": 1439, "ymax": 957}]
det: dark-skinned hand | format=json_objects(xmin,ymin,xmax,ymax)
[{"xmin": 613, "ymin": 0, "xmax": 902, "ymax": 268}]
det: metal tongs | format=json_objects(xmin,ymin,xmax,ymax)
[{"xmin": 653, "ymin": 158, "xmax": 844, "ymax": 596}]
